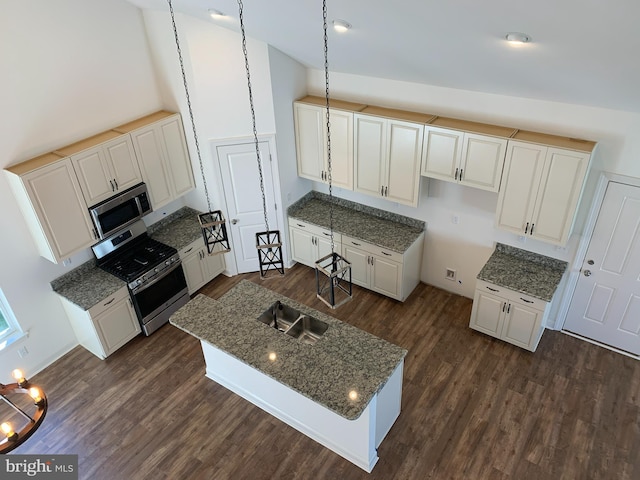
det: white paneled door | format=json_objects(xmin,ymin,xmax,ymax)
[
  {"xmin": 216, "ymin": 141, "xmax": 278, "ymax": 274},
  {"xmin": 564, "ymin": 182, "xmax": 640, "ymax": 356}
]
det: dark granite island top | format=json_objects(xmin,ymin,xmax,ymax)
[
  {"xmin": 288, "ymin": 191, "xmax": 425, "ymax": 253},
  {"xmin": 170, "ymin": 280, "xmax": 407, "ymax": 420},
  {"xmin": 477, "ymin": 243, "xmax": 568, "ymax": 302}
]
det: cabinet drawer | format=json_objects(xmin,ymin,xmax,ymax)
[
  {"xmin": 179, "ymin": 238, "xmax": 203, "ymax": 258},
  {"xmin": 88, "ymin": 286, "xmax": 129, "ymax": 318},
  {"xmin": 342, "ymin": 235, "xmax": 403, "ymax": 263},
  {"xmin": 289, "ymin": 218, "xmax": 342, "ymax": 244},
  {"xmin": 475, "ymin": 280, "xmax": 547, "ymax": 310}
]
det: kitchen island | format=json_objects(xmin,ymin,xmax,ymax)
[{"xmin": 170, "ymin": 280, "xmax": 407, "ymax": 472}]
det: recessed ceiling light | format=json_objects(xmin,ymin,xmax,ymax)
[
  {"xmin": 332, "ymin": 19, "xmax": 352, "ymax": 33},
  {"xmin": 505, "ymin": 32, "xmax": 531, "ymax": 44},
  {"xmin": 208, "ymin": 9, "xmax": 225, "ymax": 19}
]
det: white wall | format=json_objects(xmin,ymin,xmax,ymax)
[
  {"xmin": 0, "ymin": 0, "xmax": 163, "ymax": 380},
  {"xmin": 306, "ymin": 71, "xmax": 640, "ymax": 305}
]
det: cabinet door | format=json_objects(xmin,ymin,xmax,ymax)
[
  {"xmin": 131, "ymin": 126, "xmax": 173, "ymax": 208},
  {"xmin": 327, "ymin": 110, "xmax": 353, "ymax": 190},
  {"xmin": 72, "ymin": 147, "xmax": 114, "ymax": 205},
  {"xmin": 316, "ymin": 234, "xmax": 337, "ymax": 261},
  {"xmin": 103, "ymin": 135, "xmax": 141, "ymax": 192},
  {"xmin": 529, "ymin": 148, "xmax": 590, "ymax": 245},
  {"xmin": 502, "ymin": 302, "xmax": 542, "ymax": 350},
  {"xmin": 21, "ymin": 159, "xmax": 96, "ymax": 262},
  {"xmin": 469, "ymin": 290, "xmax": 505, "ymax": 337},
  {"xmin": 354, "ymin": 115, "xmax": 386, "ymax": 197},
  {"xmin": 371, "ymin": 255, "xmax": 402, "ymax": 299},
  {"xmin": 182, "ymin": 248, "xmax": 207, "ymax": 294},
  {"xmin": 93, "ymin": 296, "xmax": 141, "ymax": 356},
  {"xmin": 386, "ymin": 120, "xmax": 423, "ymax": 207},
  {"xmin": 459, "ymin": 134, "xmax": 507, "ymax": 192},
  {"xmin": 421, "ymin": 126, "xmax": 463, "ymax": 181},
  {"xmin": 204, "ymin": 249, "xmax": 226, "ymax": 280},
  {"xmin": 342, "ymin": 244, "xmax": 370, "ymax": 288},
  {"xmin": 294, "ymin": 103, "xmax": 325, "ymax": 182},
  {"xmin": 160, "ymin": 116, "xmax": 194, "ymax": 198},
  {"xmin": 495, "ymin": 141, "xmax": 546, "ymax": 235},
  {"xmin": 289, "ymin": 227, "xmax": 316, "ymax": 267}
]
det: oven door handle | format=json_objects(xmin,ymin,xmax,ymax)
[{"xmin": 132, "ymin": 261, "xmax": 183, "ymax": 294}]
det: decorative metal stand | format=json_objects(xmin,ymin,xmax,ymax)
[
  {"xmin": 315, "ymin": 252, "xmax": 352, "ymax": 309},
  {"xmin": 199, "ymin": 210, "xmax": 231, "ymax": 255},
  {"xmin": 256, "ymin": 230, "xmax": 285, "ymax": 278},
  {"xmin": 1, "ymin": 371, "xmax": 48, "ymax": 454}
]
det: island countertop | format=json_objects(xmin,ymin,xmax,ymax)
[{"xmin": 169, "ymin": 280, "xmax": 407, "ymax": 420}]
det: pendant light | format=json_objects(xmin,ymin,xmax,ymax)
[
  {"xmin": 237, "ymin": 0, "xmax": 285, "ymax": 279},
  {"xmin": 315, "ymin": 0, "xmax": 353, "ymax": 309},
  {"xmin": 168, "ymin": 0, "xmax": 230, "ymax": 256}
]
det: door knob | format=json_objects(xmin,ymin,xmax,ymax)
[
  {"xmin": 583, "ymin": 269, "xmax": 592, "ymax": 277},
  {"xmin": 231, "ymin": 219, "xmax": 238, "ymax": 225},
  {"xmin": 587, "ymin": 259, "xmax": 594, "ymax": 265}
]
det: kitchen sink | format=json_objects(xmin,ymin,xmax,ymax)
[{"xmin": 257, "ymin": 301, "xmax": 328, "ymax": 345}]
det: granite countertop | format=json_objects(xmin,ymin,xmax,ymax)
[
  {"xmin": 169, "ymin": 280, "xmax": 407, "ymax": 420},
  {"xmin": 477, "ymin": 243, "xmax": 568, "ymax": 302},
  {"xmin": 50, "ymin": 261, "xmax": 125, "ymax": 311},
  {"xmin": 51, "ymin": 207, "xmax": 202, "ymax": 310},
  {"xmin": 288, "ymin": 192, "xmax": 425, "ymax": 253}
]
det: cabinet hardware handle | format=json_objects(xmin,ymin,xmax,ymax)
[
  {"xmin": 502, "ymin": 303, "xmax": 506, "ymax": 312},
  {"xmin": 455, "ymin": 167, "xmax": 459, "ymax": 180},
  {"xmin": 109, "ymin": 179, "xmax": 115, "ymax": 191},
  {"xmin": 103, "ymin": 298, "xmax": 115, "ymax": 306},
  {"xmin": 507, "ymin": 304, "xmax": 511, "ymax": 313},
  {"xmin": 459, "ymin": 169, "xmax": 463, "ymax": 180},
  {"xmin": 381, "ymin": 186, "xmax": 384, "ymax": 196},
  {"xmin": 384, "ymin": 186, "xmax": 388, "ymax": 196},
  {"xmin": 530, "ymin": 223, "xmax": 534, "ymax": 234},
  {"xmin": 525, "ymin": 222, "xmax": 529, "ymax": 234},
  {"xmin": 297, "ymin": 223, "xmax": 306, "ymax": 228},
  {"xmin": 381, "ymin": 251, "xmax": 392, "ymax": 256},
  {"xmin": 113, "ymin": 178, "xmax": 118, "ymax": 190},
  {"xmin": 128, "ymin": 299, "xmax": 133, "ymax": 308},
  {"xmin": 520, "ymin": 297, "xmax": 534, "ymax": 304},
  {"xmin": 352, "ymin": 241, "xmax": 361, "ymax": 246},
  {"xmin": 371, "ymin": 257, "xmax": 375, "ymax": 265},
  {"xmin": 486, "ymin": 286, "xmax": 499, "ymax": 292},
  {"xmin": 184, "ymin": 247, "xmax": 193, "ymax": 254},
  {"xmin": 323, "ymin": 232, "xmax": 331, "ymax": 236}
]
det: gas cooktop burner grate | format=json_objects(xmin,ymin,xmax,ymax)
[{"xmin": 99, "ymin": 237, "xmax": 178, "ymax": 283}]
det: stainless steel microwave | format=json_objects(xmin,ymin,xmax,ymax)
[{"xmin": 89, "ymin": 183, "xmax": 152, "ymax": 239}]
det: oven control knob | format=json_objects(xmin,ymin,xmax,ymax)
[
  {"xmin": 165, "ymin": 260, "xmax": 170, "ymax": 266},
  {"xmin": 155, "ymin": 268, "xmax": 159, "ymax": 273}
]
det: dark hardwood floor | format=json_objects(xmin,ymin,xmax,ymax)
[{"xmin": 13, "ymin": 264, "xmax": 640, "ymax": 479}]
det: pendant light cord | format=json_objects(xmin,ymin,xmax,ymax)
[
  {"xmin": 167, "ymin": 0, "xmax": 212, "ymax": 213},
  {"xmin": 238, "ymin": 0, "xmax": 270, "ymax": 234},
  {"xmin": 323, "ymin": 0, "xmax": 335, "ymax": 255}
]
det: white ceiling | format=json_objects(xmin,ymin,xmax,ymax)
[{"xmin": 126, "ymin": 0, "xmax": 640, "ymax": 113}]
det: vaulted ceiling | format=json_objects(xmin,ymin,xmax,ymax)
[{"xmin": 126, "ymin": 0, "xmax": 640, "ymax": 113}]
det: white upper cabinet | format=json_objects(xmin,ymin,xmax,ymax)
[
  {"xmin": 5, "ymin": 155, "xmax": 97, "ymax": 263},
  {"xmin": 118, "ymin": 112, "xmax": 195, "ymax": 210},
  {"xmin": 59, "ymin": 131, "xmax": 141, "ymax": 206},
  {"xmin": 354, "ymin": 112, "xmax": 424, "ymax": 207},
  {"xmin": 421, "ymin": 120, "xmax": 513, "ymax": 192},
  {"xmin": 294, "ymin": 99, "xmax": 359, "ymax": 190},
  {"xmin": 496, "ymin": 138, "xmax": 592, "ymax": 245}
]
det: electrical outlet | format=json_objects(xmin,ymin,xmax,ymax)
[
  {"xmin": 451, "ymin": 214, "xmax": 460, "ymax": 225},
  {"xmin": 17, "ymin": 346, "xmax": 29, "ymax": 358},
  {"xmin": 445, "ymin": 268, "xmax": 456, "ymax": 281},
  {"xmin": 62, "ymin": 258, "xmax": 72, "ymax": 267},
  {"xmin": 517, "ymin": 235, "xmax": 527, "ymax": 243}
]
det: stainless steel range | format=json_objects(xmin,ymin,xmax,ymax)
[{"xmin": 93, "ymin": 220, "xmax": 189, "ymax": 336}]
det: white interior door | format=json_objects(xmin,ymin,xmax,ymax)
[
  {"xmin": 217, "ymin": 141, "xmax": 278, "ymax": 274},
  {"xmin": 564, "ymin": 182, "xmax": 640, "ymax": 356}
]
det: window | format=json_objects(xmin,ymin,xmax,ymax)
[{"xmin": 0, "ymin": 289, "xmax": 23, "ymax": 350}]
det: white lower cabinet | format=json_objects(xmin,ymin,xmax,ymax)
[
  {"xmin": 62, "ymin": 286, "xmax": 141, "ymax": 359},
  {"xmin": 469, "ymin": 280, "xmax": 550, "ymax": 352},
  {"xmin": 342, "ymin": 237, "xmax": 403, "ymax": 300},
  {"xmin": 289, "ymin": 220, "xmax": 341, "ymax": 267},
  {"xmin": 180, "ymin": 238, "xmax": 226, "ymax": 294}
]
